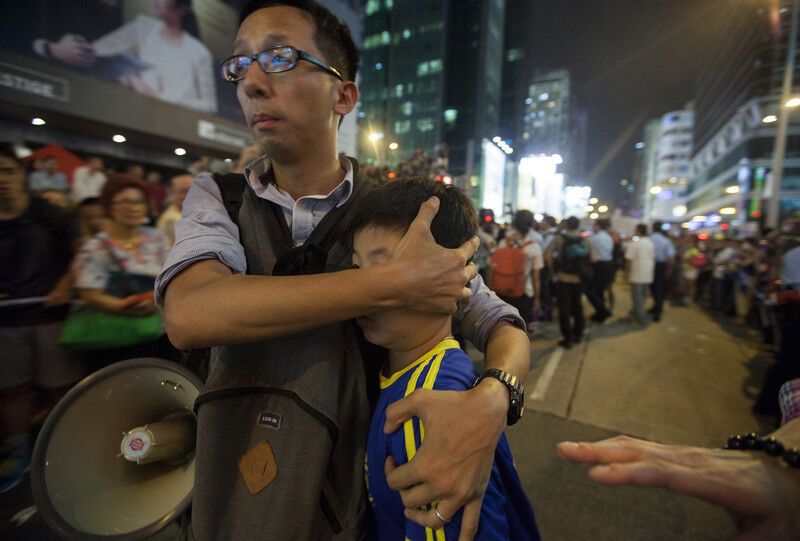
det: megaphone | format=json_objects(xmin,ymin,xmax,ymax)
[{"xmin": 30, "ymin": 358, "xmax": 202, "ymax": 540}]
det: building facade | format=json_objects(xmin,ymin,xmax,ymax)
[
  {"xmin": 684, "ymin": 0, "xmax": 800, "ymax": 229},
  {"xmin": 521, "ymin": 70, "xmax": 571, "ymax": 166},
  {"xmin": 359, "ymin": 0, "xmax": 506, "ymax": 189}
]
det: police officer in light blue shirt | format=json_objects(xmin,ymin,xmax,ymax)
[
  {"xmin": 649, "ymin": 222, "xmax": 676, "ymax": 321},
  {"xmin": 586, "ymin": 219, "xmax": 615, "ymax": 322}
]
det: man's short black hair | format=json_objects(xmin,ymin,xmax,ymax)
[
  {"xmin": 652, "ymin": 221, "xmax": 664, "ymax": 233},
  {"xmin": 565, "ymin": 216, "xmax": 580, "ymax": 230},
  {"xmin": 345, "ymin": 177, "xmax": 478, "ymax": 250},
  {"xmin": 239, "ymin": 0, "xmax": 360, "ymax": 81},
  {"xmin": 636, "ymin": 223, "xmax": 648, "ymax": 236},
  {"xmin": 513, "ymin": 210, "xmax": 534, "ymax": 236},
  {"xmin": 0, "ymin": 143, "xmax": 20, "ymax": 163},
  {"xmin": 596, "ymin": 218, "xmax": 610, "ymax": 230}
]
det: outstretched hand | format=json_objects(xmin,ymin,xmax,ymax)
[
  {"xmin": 390, "ymin": 197, "xmax": 478, "ymax": 314},
  {"xmin": 556, "ymin": 436, "xmax": 800, "ymax": 541},
  {"xmin": 383, "ymin": 381, "xmax": 508, "ymax": 540}
]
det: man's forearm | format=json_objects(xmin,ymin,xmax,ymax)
[
  {"xmin": 163, "ymin": 259, "xmax": 407, "ymax": 349},
  {"xmin": 473, "ymin": 321, "xmax": 530, "ymax": 419},
  {"xmin": 483, "ymin": 321, "xmax": 530, "ymax": 381}
]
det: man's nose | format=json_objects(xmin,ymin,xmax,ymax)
[{"xmin": 240, "ymin": 62, "xmax": 274, "ymax": 99}]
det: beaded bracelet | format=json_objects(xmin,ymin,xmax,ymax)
[{"xmin": 724, "ymin": 433, "xmax": 800, "ymax": 468}]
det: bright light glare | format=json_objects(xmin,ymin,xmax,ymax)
[
  {"xmin": 585, "ymin": 205, "xmax": 594, "ymax": 212},
  {"xmin": 720, "ymin": 207, "xmax": 737, "ymax": 215},
  {"xmin": 650, "ymin": 186, "xmax": 662, "ymax": 195},
  {"xmin": 492, "ymin": 136, "xmax": 502, "ymax": 143},
  {"xmin": 681, "ymin": 222, "xmax": 690, "ymax": 228},
  {"xmin": 388, "ymin": 142, "xmax": 399, "ymax": 150},
  {"xmin": 552, "ymin": 154, "xmax": 563, "ymax": 165},
  {"xmin": 725, "ymin": 185, "xmax": 740, "ymax": 194},
  {"xmin": 174, "ymin": 148, "xmax": 187, "ymax": 156},
  {"xmin": 112, "ymin": 134, "xmax": 126, "ymax": 143},
  {"xmin": 786, "ymin": 97, "xmax": 800, "ymax": 108},
  {"xmin": 589, "ymin": 197, "xmax": 599, "ymax": 204},
  {"xmin": 368, "ymin": 132, "xmax": 384, "ymax": 141},
  {"xmin": 762, "ymin": 115, "xmax": 778, "ymax": 124},
  {"xmin": 673, "ymin": 205, "xmax": 687, "ymax": 217},
  {"xmin": 589, "ymin": 212, "xmax": 599, "ymax": 220},
  {"xmin": 692, "ymin": 215, "xmax": 707, "ymax": 222},
  {"xmin": 31, "ymin": 117, "xmax": 46, "ymax": 126},
  {"xmin": 598, "ymin": 205, "xmax": 609, "ymax": 213}
]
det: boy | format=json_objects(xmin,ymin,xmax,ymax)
[{"xmin": 348, "ymin": 178, "xmax": 540, "ymax": 540}]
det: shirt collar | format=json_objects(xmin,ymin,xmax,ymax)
[{"xmin": 243, "ymin": 154, "xmax": 354, "ymax": 208}]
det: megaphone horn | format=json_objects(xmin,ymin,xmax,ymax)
[{"xmin": 31, "ymin": 358, "xmax": 202, "ymax": 540}]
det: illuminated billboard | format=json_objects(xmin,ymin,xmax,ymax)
[
  {"xmin": 481, "ymin": 139, "xmax": 506, "ymax": 218},
  {"xmin": 518, "ymin": 154, "xmax": 564, "ymax": 219}
]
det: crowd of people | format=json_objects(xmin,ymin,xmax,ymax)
[
  {"xmin": 0, "ymin": 144, "xmax": 204, "ymax": 493},
  {"xmin": 477, "ymin": 211, "xmax": 800, "ymax": 415}
]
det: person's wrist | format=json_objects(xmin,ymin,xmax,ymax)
[{"xmin": 475, "ymin": 377, "xmax": 510, "ymax": 420}]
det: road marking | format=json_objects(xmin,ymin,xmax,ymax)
[{"xmin": 529, "ymin": 346, "xmax": 565, "ymax": 401}]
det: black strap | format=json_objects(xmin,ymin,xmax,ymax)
[{"xmin": 211, "ymin": 172, "xmax": 246, "ymax": 229}]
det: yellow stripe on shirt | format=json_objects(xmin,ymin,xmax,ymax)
[{"xmin": 403, "ymin": 358, "xmax": 431, "ymax": 461}]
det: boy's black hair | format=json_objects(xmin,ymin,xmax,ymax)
[
  {"xmin": 345, "ymin": 177, "xmax": 478, "ymax": 250},
  {"xmin": 239, "ymin": 0, "xmax": 360, "ymax": 82},
  {"xmin": 636, "ymin": 223, "xmax": 648, "ymax": 236}
]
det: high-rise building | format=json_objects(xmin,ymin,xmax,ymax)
[
  {"xmin": 359, "ymin": 0, "xmax": 506, "ymax": 186},
  {"xmin": 685, "ymin": 0, "xmax": 800, "ymax": 228},
  {"xmin": 521, "ymin": 69, "xmax": 571, "ymax": 163},
  {"xmin": 498, "ymin": 0, "xmax": 535, "ymax": 151}
]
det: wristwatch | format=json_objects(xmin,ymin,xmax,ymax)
[{"xmin": 473, "ymin": 368, "xmax": 524, "ymax": 426}]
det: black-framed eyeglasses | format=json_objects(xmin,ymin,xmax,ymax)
[{"xmin": 221, "ymin": 45, "xmax": 344, "ymax": 83}]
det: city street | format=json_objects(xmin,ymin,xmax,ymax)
[{"xmin": 493, "ymin": 282, "xmax": 777, "ymax": 540}]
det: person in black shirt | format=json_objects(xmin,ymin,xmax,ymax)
[{"xmin": 0, "ymin": 144, "xmax": 82, "ymax": 494}]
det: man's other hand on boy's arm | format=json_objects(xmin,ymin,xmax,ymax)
[{"xmin": 385, "ymin": 322, "xmax": 530, "ymax": 540}]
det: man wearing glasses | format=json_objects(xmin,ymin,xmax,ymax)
[{"xmin": 156, "ymin": 1, "xmax": 530, "ymax": 538}]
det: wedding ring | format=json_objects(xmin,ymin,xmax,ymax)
[{"xmin": 434, "ymin": 504, "xmax": 451, "ymax": 524}]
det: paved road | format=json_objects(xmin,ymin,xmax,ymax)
[
  {"xmin": 484, "ymin": 282, "xmax": 778, "ymax": 540},
  {"xmin": 2, "ymin": 283, "xmax": 780, "ymax": 539}
]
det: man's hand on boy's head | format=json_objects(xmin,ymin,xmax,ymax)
[
  {"xmin": 390, "ymin": 196, "xmax": 479, "ymax": 313},
  {"xmin": 383, "ymin": 383, "xmax": 507, "ymax": 540}
]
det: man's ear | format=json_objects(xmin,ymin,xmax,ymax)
[{"xmin": 333, "ymin": 81, "xmax": 359, "ymax": 118}]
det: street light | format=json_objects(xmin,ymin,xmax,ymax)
[
  {"xmin": 786, "ymin": 97, "xmax": 800, "ymax": 108},
  {"xmin": 31, "ymin": 117, "xmax": 46, "ymax": 126},
  {"xmin": 589, "ymin": 197, "xmax": 599, "ymax": 204},
  {"xmin": 388, "ymin": 142, "xmax": 399, "ymax": 150},
  {"xmin": 368, "ymin": 132, "xmax": 384, "ymax": 141},
  {"xmin": 720, "ymin": 207, "xmax": 736, "ymax": 215},
  {"xmin": 598, "ymin": 205, "xmax": 609, "ymax": 213},
  {"xmin": 590, "ymin": 212, "xmax": 599, "ymax": 220},
  {"xmin": 763, "ymin": 114, "xmax": 778, "ymax": 124},
  {"xmin": 725, "ymin": 185, "xmax": 740, "ymax": 194},
  {"xmin": 650, "ymin": 186, "xmax": 662, "ymax": 195}
]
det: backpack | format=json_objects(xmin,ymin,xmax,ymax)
[
  {"xmin": 489, "ymin": 240, "xmax": 533, "ymax": 297},
  {"xmin": 559, "ymin": 234, "xmax": 591, "ymax": 280}
]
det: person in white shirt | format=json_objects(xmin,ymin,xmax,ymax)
[
  {"xmin": 90, "ymin": 0, "xmax": 217, "ymax": 113},
  {"xmin": 156, "ymin": 173, "xmax": 193, "ymax": 248},
  {"xmin": 625, "ymin": 224, "xmax": 656, "ymax": 325},
  {"xmin": 71, "ymin": 156, "xmax": 107, "ymax": 203}
]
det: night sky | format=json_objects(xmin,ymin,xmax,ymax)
[{"xmin": 527, "ymin": 0, "xmax": 732, "ymax": 204}]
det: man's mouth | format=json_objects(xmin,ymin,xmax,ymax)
[{"xmin": 252, "ymin": 113, "xmax": 282, "ymax": 130}]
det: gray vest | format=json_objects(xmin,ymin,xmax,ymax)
[{"xmin": 190, "ymin": 177, "xmax": 371, "ymax": 540}]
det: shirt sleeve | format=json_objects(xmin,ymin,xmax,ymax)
[
  {"xmin": 456, "ymin": 273, "xmax": 525, "ymax": 353},
  {"xmin": 527, "ymin": 242, "xmax": 544, "ymax": 270},
  {"xmin": 154, "ymin": 172, "xmax": 246, "ymax": 307},
  {"xmin": 779, "ymin": 378, "xmax": 800, "ymax": 425}
]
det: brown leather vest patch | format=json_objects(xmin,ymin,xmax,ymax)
[{"xmin": 238, "ymin": 441, "xmax": 278, "ymax": 495}]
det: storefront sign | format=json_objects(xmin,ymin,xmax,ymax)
[
  {"xmin": 0, "ymin": 62, "xmax": 69, "ymax": 102},
  {"xmin": 197, "ymin": 119, "xmax": 250, "ymax": 149}
]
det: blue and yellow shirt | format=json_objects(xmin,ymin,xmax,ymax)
[{"xmin": 365, "ymin": 338, "xmax": 540, "ymax": 541}]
